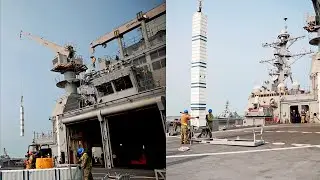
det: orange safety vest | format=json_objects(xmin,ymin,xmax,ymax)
[{"xmin": 180, "ymin": 114, "xmax": 191, "ymax": 126}]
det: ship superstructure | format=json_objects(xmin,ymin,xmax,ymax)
[
  {"xmin": 190, "ymin": 0, "xmax": 208, "ymax": 127},
  {"xmin": 0, "ymin": 148, "xmax": 24, "ymax": 168},
  {"xmin": 245, "ymin": 14, "xmax": 320, "ymax": 124},
  {"xmin": 25, "ymin": 2, "xmax": 166, "ymax": 170}
]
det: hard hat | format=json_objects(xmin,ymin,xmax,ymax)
[
  {"xmin": 184, "ymin": 110, "xmax": 188, "ymax": 113},
  {"xmin": 208, "ymin": 109, "xmax": 212, "ymax": 113},
  {"xmin": 77, "ymin": 148, "xmax": 84, "ymax": 155}
]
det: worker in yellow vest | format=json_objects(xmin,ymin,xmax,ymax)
[{"xmin": 180, "ymin": 110, "xmax": 199, "ymax": 145}]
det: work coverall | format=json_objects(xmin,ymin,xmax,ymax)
[
  {"xmin": 301, "ymin": 110, "xmax": 306, "ymax": 123},
  {"xmin": 79, "ymin": 152, "xmax": 93, "ymax": 180},
  {"xmin": 26, "ymin": 154, "xmax": 35, "ymax": 169},
  {"xmin": 306, "ymin": 111, "xmax": 310, "ymax": 123},
  {"xmin": 180, "ymin": 114, "xmax": 191, "ymax": 144},
  {"xmin": 198, "ymin": 113, "xmax": 214, "ymax": 138},
  {"xmin": 206, "ymin": 113, "xmax": 214, "ymax": 138}
]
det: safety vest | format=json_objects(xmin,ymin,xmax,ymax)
[
  {"xmin": 206, "ymin": 113, "xmax": 214, "ymax": 122},
  {"xmin": 180, "ymin": 114, "xmax": 190, "ymax": 126}
]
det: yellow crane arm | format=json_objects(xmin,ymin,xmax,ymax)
[
  {"xmin": 20, "ymin": 31, "xmax": 69, "ymax": 56},
  {"xmin": 89, "ymin": 2, "xmax": 166, "ymax": 54}
]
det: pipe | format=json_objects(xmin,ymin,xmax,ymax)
[{"xmin": 61, "ymin": 96, "xmax": 163, "ymax": 124}]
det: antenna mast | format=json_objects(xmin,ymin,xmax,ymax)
[
  {"xmin": 198, "ymin": 0, "xmax": 203, "ymax": 12},
  {"xmin": 260, "ymin": 18, "xmax": 313, "ymax": 91}
]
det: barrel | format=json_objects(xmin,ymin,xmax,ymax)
[{"xmin": 36, "ymin": 158, "xmax": 54, "ymax": 169}]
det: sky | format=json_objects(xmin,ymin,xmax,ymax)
[
  {"xmin": 0, "ymin": 0, "xmax": 163, "ymax": 157},
  {"xmin": 167, "ymin": 0, "xmax": 316, "ymax": 116}
]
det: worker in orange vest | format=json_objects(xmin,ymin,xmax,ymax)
[
  {"xmin": 25, "ymin": 151, "xmax": 35, "ymax": 169},
  {"xmin": 180, "ymin": 110, "xmax": 199, "ymax": 145}
]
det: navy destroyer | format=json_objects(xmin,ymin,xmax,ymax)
[
  {"xmin": 244, "ymin": 0, "xmax": 320, "ymax": 126},
  {"xmin": 0, "ymin": 148, "xmax": 24, "ymax": 169}
]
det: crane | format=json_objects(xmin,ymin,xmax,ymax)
[
  {"xmin": 89, "ymin": 2, "xmax": 165, "ymax": 54},
  {"xmin": 19, "ymin": 30, "xmax": 76, "ymax": 60}
]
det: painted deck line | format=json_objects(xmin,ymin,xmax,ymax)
[
  {"xmin": 166, "ymin": 145, "xmax": 315, "ymax": 159},
  {"xmin": 272, "ymin": 142, "xmax": 285, "ymax": 145},
  {"xmin": 291, "ymin": 143, "xmax": 312, "ymax": 147}
]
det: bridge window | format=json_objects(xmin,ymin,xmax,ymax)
[
  {"xmin": 96, "ymin": 82, "xmax": 114, "ymax": 96},
  {"xmin": 152, "ymin": 58, "xmax": 166, "ymax": 70},
  {"xmin": 133, "ymin": 56, "xmax": 147, "ymax": 65},
  {"xmin": 113, "ymin": 75, "xmax": 133, "ymax": 91},
  {"xmin": 150, "ymin": 47, "xmax": 166, "ymax": 60},
  {"xmin": 152, "ymin": 61, "xmax": 161, "ymax": 70}
]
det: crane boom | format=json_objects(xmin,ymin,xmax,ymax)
[
  {"xmin": 20, "ymin": 31, "xmax": 70, "ymax": 56},
  {"xmin": 89, "ymin": 2, "xmax": 165, "ymax": 53}
]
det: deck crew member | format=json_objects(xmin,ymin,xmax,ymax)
[
  {"xmin": 306, "ymin": 111, "xmax": 310, "ymax": 123},
  {"xmin": 197, "ymin": 109, "xmax": 214, "ymax": 138},
  {"xmin": 301, "ymin": 109, "xmax": 306, "ymax": 123},
  {"xmin": 78, "ymin": 148, "xmax": 93, "ymax": 180},
  {"xmin": 90, "ymin": 56, "xmax": 96, "ymax": 68},
  {"xmin": 180, "ymin": 110, "xmax": 198, "ymax": 145},
  {"xmin": 291, "ymin": 110, "xmax": 300, "ymax": 123},
  {"xmin": 26, "ymin": 151, "xmax": 36, "ymax": 169},
  {"xmin": 206, "ymin": 109, "xmax": 214, "ymax": 138}
]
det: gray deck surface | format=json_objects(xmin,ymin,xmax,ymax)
[
  {"xmin": 92, "ymin": 168, "xmax": 157, "ymax": 179},
  {"xmin": 166, "ymin": 124, "xmax": 320, "ymax": 180}
]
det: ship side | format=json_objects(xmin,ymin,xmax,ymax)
[{"xmin": 33, "ymin": 3, "xmax": 166, "ymax": 170}]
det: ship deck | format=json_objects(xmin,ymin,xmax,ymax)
[
  {"xmin": 92, "ymin": 168, "xmax": 157, "ymax": 179},
  {"xmin": 166, "ymin": 124, "xmax": 320, "ymax": 180}
]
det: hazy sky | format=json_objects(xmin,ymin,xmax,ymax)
[
  {"xmin": 0, "ymin": 0, "xmax": 163, "ymax": 157},
  {"xmin": 167, "ymin": 0, "xmax": 316, "ymax": 116}
]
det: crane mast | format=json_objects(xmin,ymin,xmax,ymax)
[{"xmin": 20, "ymin": 30, "xmax": 87, "ymax": 94}]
